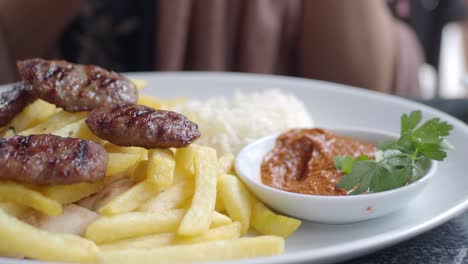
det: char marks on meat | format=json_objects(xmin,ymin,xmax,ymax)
[
  {"xmin": 86, "ymin": 104, "xmax": 200, "ymax": 148},
  {"xmin": 0, "ymin": 83, "xmax": 34, "ymax": 126},
  {"xmin": 17, "ymin": 58, "xmax": 137, "ymax": 112},
  {"xmin": 0, "ymin": 134, "xmax": 108, "ymax": 185}
]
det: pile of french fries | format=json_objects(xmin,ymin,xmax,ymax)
[{"xmin": 0, "ymin": 80, "xmax": 301, "ymax": 264}]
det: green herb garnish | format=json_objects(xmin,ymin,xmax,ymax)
[{"xmin": 334, "ymin": 110, "xmax": 453, "ymax": 195}]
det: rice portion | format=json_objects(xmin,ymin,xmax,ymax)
[{"xmin": 172, "ymin": 89, "xmax": 314, "ymax": 155}]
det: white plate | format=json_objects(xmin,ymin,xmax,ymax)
[{"xmin": 1, "ymin": 72, "xmax": 468, "ymax": 264}]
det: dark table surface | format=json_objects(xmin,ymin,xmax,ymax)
[{"xmin": 343, "ymin": 98, "xmax": 468, "ymax": 264}]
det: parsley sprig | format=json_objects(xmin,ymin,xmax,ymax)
[{"xmin": 334, "ymin": 111, "xmax": 453, "ymax": 195}]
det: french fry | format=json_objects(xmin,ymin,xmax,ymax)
[
  {"xmin": 218, "ymin": 174, "xmax": 252, "ymax": 235},
  {"xmin": 0, "ymin": 127, "xmax": 15, "ymax": 138},
  {"xmin": 147, "ymin": 149, "xmax": 175, "ymax": 189},
  {"xmin": 175, "ymin": 222, "xmax": 241, "ymax": 245},
  {"xmin": 130, "ymin": 160, "xmax": 150, "ymax": 182},
  {"xmin": 137, "ymin": 95, "xmax": 165, "ymax": 110},
  {"xmin": 76, "ymin": 178, "xmax": 134, "ymax": 211},
  {"xmin": 97, "ymin": 236, "xmax": 284, "ymax": 264},
  {"xmin": 1, "ymin": 99, "xmax": 57, "ymax": 136},
  {"xmin": 85, "ymin": 209, "xmax": 185, "ymax": 244},
  {"xmin": 251, "ymin": 200, "xmax": 301, "ymax": 238},
  {"xmin": 99, "ymin": 181, "xmax": 158, "ymax": 216},
  {"xmin": 138, "ymin": 180, "xmax": 194, "ymax": 212},
  {"xmin": 178, "ymin": 146, "xmax": 218, "ymax": 236},
  {"xmin": 218, "ymin": 153, "xmax": 235, "ymax": 174},
  {"xmin": 104, "ymin": 144, "xmax": 148, "ymax": 160},
  {"xmin": 174, "ymin": 144, "xmax": 198, "ymax": 177},
  {"xmin": 106, "ymin": 153, "xmax": 141, "ymax": 177},
  {"xmin": 137, "ymin": 95, "xmax": 187, "ymax": 110},
  {"xmin": 19, "ymin": 110, "xmax": 87, "ymax": 136},
  {"xmin": 52, "ymin": 119, "xmax": 94, "ymax": 139},
  {"xmin": 211, "ymin": 211, "xmax": 232, "ymax": 228},
  {"xmin": 85, "ymin": 210, "xmax": 231, "ymax": 244},
  {"xmin": 0, "ymin": 209, "xmax": 97, "ymax": 262},
  {"xmin": 215, "ymin": 196, "xmax": 225, "ymax": 213},
  {"xmin": 100, "ymin": 233, "xmax": 175, "ymax": 251},
  {"xmin": 41, "ymin": 180, "xmax": 108, "ymax": 205},
  {"xmin": 130, "ymin": 78, "xmax": 146, "ymax": 91},
  {"xmin": 0, "ymin": 182, "xmax": 62, "ymax": 216},
  {"xmin": 0, "ymin": 202, "xmax": 29, "ymax": 218},
  {"xmin": 101, "ymin": 221, "xmax": 241, "ymax": 252}
]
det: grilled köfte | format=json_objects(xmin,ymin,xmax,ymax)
[
  {"xmin": 0, "ymin": 83, "xmax": 34, "ymax": 126},
  {"xmin": 17, "ymin": 58, "xmax": 137, "ymax": 112},
  {"xmin": 0, "ymin": 135, "xmax": 108, "ymax": 185},
  {"xmin": 86, "ymin": 104, "xmax": 200, "ymax": 149}
]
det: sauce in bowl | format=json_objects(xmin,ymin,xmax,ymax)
[{"xmin": 261, "ymin": 128, "xmax": 376, "ymax": 196}]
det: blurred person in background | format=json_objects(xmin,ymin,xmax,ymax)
[
  {"xmin": 389, "ymin": 0, "xmax": 465, "ymax": 69},
  {"xmin": 0, "ymin": 1, "xmax": 424, "ymax": 96},
  {"xmin": 389, "ymin": 0, "xmax": 466, "ymax": 98}
]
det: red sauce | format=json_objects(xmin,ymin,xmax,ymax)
[{"xmin": 260, "ymin": 129, "xmax": 376, "ymax": 196}]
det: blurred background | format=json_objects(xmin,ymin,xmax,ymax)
[{"xmin": 0, "ymin": 0, "xmax": 468, "ymax": 100}]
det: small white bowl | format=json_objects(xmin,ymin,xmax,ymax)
[{"xmin": 235, "ymin": 128, "xmax": 437, "ymax": 224}]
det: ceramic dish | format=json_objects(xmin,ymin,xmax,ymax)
[
  {"xmin": 235, "ymin": 128, "xmax": 437, "ymax": 224},
  {"xmin": 1, "ymin": 72, "xmax": 467, "ymax": 264}
]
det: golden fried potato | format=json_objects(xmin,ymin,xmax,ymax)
[
  {"xmin": 100, "ymin": 222, "xmax": 241, "ymax": 251},
  {"xmin": 178, "ymin": 146, "xmax": 218, "ymax": 236},
  {"xmin": 19, "ymin": 110, "xmax": 87, "ymax": 136},
  {"xmin": 99, "ymin": 233, "xmax": 175, "ymax": 251},
  {"xmin": 130, "ymin": 79, "xmax": 147, "ymax": 91},
  {"xmin": 137, "ymin": 95, "xmax": 165, "ymax": 110},
  {"xmin": 1, "ymin": 99, "xmax": 57, "ymax": 137},
  {"xmin": 215, "ymin": 196, "xmax": 225, "ymax": 213},
  {"xmin": 42, "ymin": 181, "xmax": 108, "ymax": 205},
  {"xmin": 250, "ymin": 200, "xmax": 301, "ymax": 238},
  {"xmin": 104, "ymin": 144, "xmax": 148, "ymax": 160},
  {"xmin": 85, "ymin": 209, "xmax": 185, "ymax": 244},
  {"xmin": 218, "ymin": 174, "xmax": 252, "ymax": 235},
  {"xmin": 174, "ymin": 222, "xmax": 241, "ymax": 245},
  {"xmin": 97, "ymin": 236, "xmax": 284, "ymax": 264},
  {"xmin": 76, "ymin": 178, "xmax": 134, "ymax": 212},
  {"xmin": 130, "ymin": 160, "xmax": 150, "ymax": 182},
  {"xmin": 106, "ymin": 153, "xmax": 141, "ymax": 177},
  {"xmin": 0, "ymin": 181, "xmax": 62, "ymax": 216},
  {"xmin": 0, "ymin": 202, "xmax": 29, "ymax": 218},
  {"xmin": 99, "ymin": 181, "xmax": 158, "ymax": 216},
  {"xmin": 174, "ymin": 144, "xmax": 198, "ymax": 177},
  {"xmin": 210, "ymin": 211, "xmax": 232, "ymax": 228},
  {"xmin": 147, "ymin": 149, "xmax": 175, "ymax": 189},
  {"xmin": 85, "ymin": 209, "xmax": 231, "ymax": 244},
  {"xmin": 218, "ymin": 153, "xmax": 235, "ymax": 174},
  {"xmin": 138, "ymin": 180, "xmax": 194, "ymax": 212},
  {"xmin": 52, "ymin": 119, "xmax": 94, "ymax": 139},
  {"xmin": 137, "ymin": 95, "xmax": 187, "ymax": 110},
  {"xmin": 0, "ymin": 209, "xmax": 97, "ymax": 262}
]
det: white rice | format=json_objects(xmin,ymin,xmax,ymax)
[{"xmin": 172, "ymin": 89, "xmax": 314, "ymax": 155}]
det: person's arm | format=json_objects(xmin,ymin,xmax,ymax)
[
  {"xmin": 0, "ymin": 0, "xmax": 82, "ymax": 83},
  {"xmin": 299, "ymin": 0, "xmax": 422, "ymax": 94}
]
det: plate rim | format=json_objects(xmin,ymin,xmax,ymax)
[
  {"xmin": 1, "ymin": 71, "xmax": 467, "ymax": 264},
  {"xmin": 128, "ymin": 72, "xmax": 468, "ymax": 263}
]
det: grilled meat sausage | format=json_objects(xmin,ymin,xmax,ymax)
[
  {"xmin": 86, "ymin": 104, "xmax": 200, "ymax": 148},
  {"xmin": 0, "ymin": 83, "xmax": 34, "ymax": 126},
  {"xmin": 17, "ymin": 58, "xmax": 137, "ymax": 112},
  {"xmin": 0, "ymin": 135, "xmax": 108, "ymax": 185}
]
